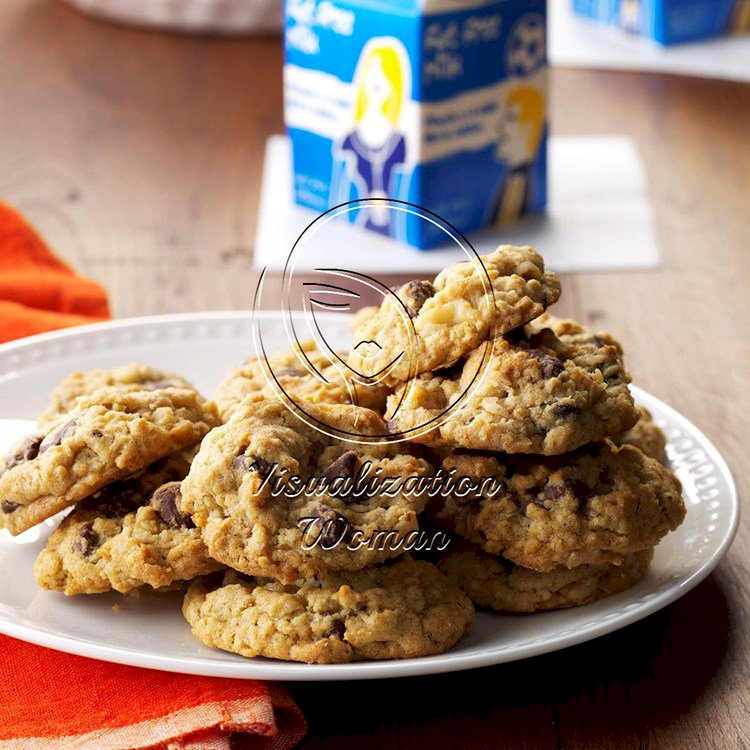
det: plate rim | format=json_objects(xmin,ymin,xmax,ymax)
[{"xmin": 0, "ymin": 312, "xmax": 740, "ymax": 681}]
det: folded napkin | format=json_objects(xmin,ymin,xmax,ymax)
[
  {"xmin": 0, "ymin": 200, "xmax": 110, "ymax": 343},
  {"xmin": 0, "ymin": 202, "xmax": 307, "ymax": 749},
  {"xmin": 0, "ymin": 637, "xmax": 305, "ymax": 750}
]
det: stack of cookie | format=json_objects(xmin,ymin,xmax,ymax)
[
  {"xmin": 348, "ymin": 246, "xmax": 685, "ymax": 613},
  {"xmin": 2, "ymin": 371, "xmax": 222, "ymax": 594},
  {"xmin": 0, "ymin": 244, "xmax": 686, "ymax": 665}
]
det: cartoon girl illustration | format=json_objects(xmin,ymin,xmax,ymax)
[
  {"xmin": 488, "ymin": 84, "xmax": 546, "ymax": 228},
  {"xmin": 619, "ymin": 0, "xmax": 642, "ymax": 34},
  {"xmin": 329, "ymin": 39, "xmax": 410, "ymax": 237}
]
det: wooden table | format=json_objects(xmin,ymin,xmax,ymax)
[{"xmin": 1, "ymin": 1, "xmax": 749, "ymax": 747}]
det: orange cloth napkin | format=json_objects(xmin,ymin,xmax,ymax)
[
  {"xmin": 0, "ymin": 202, "xmax": 307, "ymax": 749},
  {"xmin": 0, "ymin": 200, "xmax": 110, "ymax": 343}
]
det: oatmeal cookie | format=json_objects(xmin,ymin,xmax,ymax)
[
  {"xmin": 614, "ymin": 405, "xmax": 667, "ymax": 462},
  {"xmin": 182, "ymin": 557, "xmax": 474, "ymax": 663},
  {"xmin": 34, "ymin": 456, "xmax": 221, "ymax": 594},
  {"xmin": 430, "ymin": 441, "xmax": 684, "ymax": 571},
  {"xmin": 350, "ymin": 306, "xmax": 379, "ymax": 334},
  {"xmin": 0, "ymin": 386, "xmax": 218, "ymax": 535},
  {"xmin": 213, "ymin": 341, "xmax": 390, "ymax": 422},
  {"xmin": 438, "ymin": 541, "xmax": 653, "ymax": 612},
  {"xmin": 347, "ymin": 245, "xmax": 561, "ymax": 384},
  {"xmin": 181, "ymin": 394, "xmax": 432, "ymax": 583},
  {"xmin": 386, "ymin": 314, "xmax": 637, "ymax": 454},
  {"xmin": 38, "ymin": 362, "xmax": 196, "ymax": 427}
]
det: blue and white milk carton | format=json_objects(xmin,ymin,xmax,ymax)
[
  {"xmin": 284, "ymin": 0, "xmax": 547, "ymax": 249},
  {"xmin": 572, "ymin": 0, "xmax": 750, "ymax": 44}
]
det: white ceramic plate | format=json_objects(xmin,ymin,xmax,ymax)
[{"xmin": 0, "ymin": 313, "xmax": 738, "ymax": 681}]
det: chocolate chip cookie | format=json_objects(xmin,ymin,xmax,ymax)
[
  {"xmin": 347, "ymin": 245, "xmax": 561, "ymax": 384},
  {"xmin": 0, "ymin": 386, "xmax": 218, "ymax": 535},
  {"xmin": 182, "ymin": 557, "xmax": 474, "ymax": 663},
  {"xmin": 614, "ymin": 405, "xmax": 667, "ymax": 462},
  {"xmin": 430, "ymin": 441, "xmax": 684, "ymax": 571},
  {"xmin": 438, "ymin": 541, "xmax": 653, "ymax": 612},
  {"xmin": 38, "ymin": 362, "xmax": 196, "ymax": 427},
  {"xmin": 34, "ymin": 455, "xmax": 221, "ymax": 594},
  {"xmin": 180, "ymin": 394, "xmax": 432, "ymax": 584},
  {"xmin": 213, "ymin": 341, "xmax": 391, "ymax": 422},
  {"xmin": 386, "ymin": 314, "xmax": 638, "ymax": 454}
]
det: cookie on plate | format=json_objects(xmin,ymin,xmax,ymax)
[
  {"xmin": 349, "ymin": 305, "xmax": 380, "ymax": 333},
  {"xmin": 34, "ymin": 456, "xmax": 221, "ymax": 595},
  {"xmin": 430, "ymin": 441, "xmax": 684, "ymax": 571},
  {"xmin": 386, "ymin": 314, "xmax": 638, "ymax": 454},
  {"xmin": 347, "ymin": 245, "xmax": 561, "ymax": 384},
  {"xmin": 38, "ymin": 362, "xmax": 197, "ymax": 427},
  {"xmin": 438, "ymin": 541, "xmax": 653, "ymax": 612},
  {"xmin": 180, "ymin": 394, "xmax": 433, "ymax": 584},
  {"xmin": 182, "ymin": 557, "xmax": 474, "ymax": 663},
  {"xmin": 0, "ymin": 386, "xmax": 218, "ymax": 536},
  {"xmin": 613, "ymin": 405, "xmax": 667, "ymax": 462},
  {"xmin": 213, "ymin": 341, "xmax": 391, "ymax": 422}
]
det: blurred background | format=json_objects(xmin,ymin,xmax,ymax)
[
  {"xmin": 0, "ymin": 0, "xmax": 746, "ymax": 315},
  {"xmin": 2, "ymin": 0, "xmax": 748, "ymax": 412}
]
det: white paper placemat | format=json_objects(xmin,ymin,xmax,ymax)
[
  {"xmin": 550, "ymin": 0, "xmax": 750, "ymax": 83},
  {"xmin": 254, "ymin": 134, "xmax": 661, "ymax": 274}
]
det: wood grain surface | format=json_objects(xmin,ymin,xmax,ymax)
[{"xmin": 1, "ymin": 1, "xmax": 748, "ymax": 747}]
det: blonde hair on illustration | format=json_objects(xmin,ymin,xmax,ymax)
[
  {"xmin": 354, "ymin": 45, "xmax": 403, "ymax": 126},
  {"xmin": 506, "ymin": 85, "xmax": 546, "ymax": 158}
]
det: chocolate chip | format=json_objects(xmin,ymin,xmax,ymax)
[
  {"xmin": 75, "ymin": 522, "xmax": 99, "ymax": 558},
  {"xmin": 39, "ymin": 419, "xmax": 76, "ymax": 453},
  {"xmin": 402, "ymin": 280, "xmax": 435, "ymax": 318},
  {"xmin": 323, "ymin": 619, "xmax": 346, "ymax": 639},
  {"xmin": 2, "ymin": 435, "xmax": 43, "ymax": 473},
  {"xmin": 233, "ymin": 453, "xmax": 272, "ymax": 477},
  {"xmin": 323, "ymin": 451, "xmax": 359, "ymax": 503},
  {"xmin": 528, "ymin": 349, "xmax": 564, "ymax": 379},
  {"xmin": 325, "ymin": 452, "xmax": 359, "ymax": 478},
  {"xmin": 1, "ymin": 501, "xmax": 20, "ymax": 514},
  {"xmin": 150, "ymin": 482, "xmax": 193, "ymax": 528},
  {"xmin": 91, "ymin": 429, "xmax": 104, "ymax": 438},
  {"xmin": 276, "ymin": 367, "xmax": 304, "ymax": 377},
  {"xmin": 542, "ymin": 483, "xmax": 566, "ymax": 501},
  {"xmin": 310, "ymin": 505, "xmax": 352, "ymax": 548},
  {"xmin": 552, "ymin": 403, "xmax": 578, "ymax": 419}
]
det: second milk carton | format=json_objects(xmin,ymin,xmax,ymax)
[
  {"xmin": 284, "ymin": 0, "xmax": 547, "ymax": 249},
  {"xmin": 573, "ymin": 0, "xmax": 750, "ymax": 44}
]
